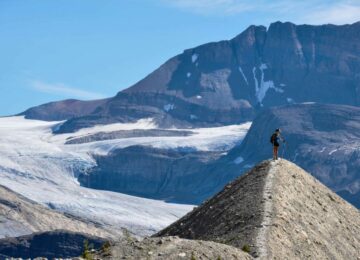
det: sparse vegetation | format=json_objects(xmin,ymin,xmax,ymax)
[
  {"xmin": 242, "ymin": 244, "xmax": 251, "ymax": 253},
  {"xmin": 101, "ymin": 241, "xmax": 112, "ymax": 256},
  {"xmin": 82, "ymin": 239, "xmax": 94, "ymax": 260},
  {"xmin": 122, "ymin": 227, "xmax": 134, "ymax": 242},
  {"xmin": 191, "ymin": 251, "xmax": 196, "ymax": 260},
  {"xmin": 217, "ymin": 256, "xmax": 222, "ymax": 260}
]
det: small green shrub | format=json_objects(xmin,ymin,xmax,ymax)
[
  {"xmin": 122, "ymin": 227, "xmax": 134, "ymax": 242},
  {"xmin": 242, "ymin": 244, "xmax": 251, "ymax": 253},
  {"xmin": 191, "ymin": 252, "xmax": 196, "ymax": 260},
  {"xmin": 101, "ymin": 241, "xmax": 111, "ymax": 255},
  {"xmin": 82, "ymin": 240, "xmax": 94, "ymax": 260}
]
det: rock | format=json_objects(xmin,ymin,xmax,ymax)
[{"xmin": 93, "ymin": 236, "xmax": 252, "ymax": 260}]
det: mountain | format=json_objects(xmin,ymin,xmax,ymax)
[
  {"xmin": 21, "ymin": 21, "xmax": 360, "ymax": 133},
  {"xmin": 75, "ymin": 103, "xmax": 360, "ymax": 208},
  {"xmin": 0, "ymin": 184, "xmax": 112, "ymax": 239},
  {"xmin": 0, "ymin": 230, "xmax": 106, "ymax": 259},
  {"xmin": 20, "ymin": 98, "xmax": 107, "ymax": 121},
  {"xmin": 227, "ymin": 103, "xmax": 360, "ymax": 208},
  {"xmin": 155, "ymin": 160, "xmax": 360, "ymax": 259}
]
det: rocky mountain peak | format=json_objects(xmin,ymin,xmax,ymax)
[
  {"xmin": 156, "ymin": 159, "xmax": 360, "ymax": 259},
  {"xmin": 21, "ymin": 21, "xmax": 360, "ymax": 133}
]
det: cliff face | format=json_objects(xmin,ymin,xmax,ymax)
[
  {"xmin": 22, "ymin": 22, "xmax": 360, "ymax": 132},
  {"xmin": 155, "ymin": 160, "xmax": 360, "ymax": 259},
  {"xmin": 79, "ymin": 146, "xmax": 223, "ymax": 204}
]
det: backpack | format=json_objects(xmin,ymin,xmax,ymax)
[{"xmin": 270, "ymin": 133, "xmax": 276, "ymax": 144}]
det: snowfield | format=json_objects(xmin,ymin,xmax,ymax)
[{"xmin": 0, "ymin": 116, "xmax": 251, "ymax": 237}]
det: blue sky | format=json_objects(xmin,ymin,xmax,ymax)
[{"xmin": 1, "ymin": 0, "xmax": 359, "ymax": 116}]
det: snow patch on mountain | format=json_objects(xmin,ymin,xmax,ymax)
[
  {"xmin": 163, "ymin": 104, "xmax": 175, "ymax": 112},
  {"xmin": 191, "ymin": 53, "xmax": 198, "ymax": 63},
  {"xmin": 238, "ymin": 66, "xmax": 248, "ymax": 85},
  {"xmin": 253, "ymin": 64, "xmax": 284, "ymax": 105},
  {"xmin": 234, "ymin": 156, "xmax": 244, "ymax": 164},
  {"xmin": 287, "ymin": 97, "xmax": 294, "ymax": 103}
]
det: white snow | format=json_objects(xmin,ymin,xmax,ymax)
[
  {"xmin": 259, "ymin": 63, "xmax": 268, "ymax": 70},
  {"xmin": 238, "ymin": 66, "xmax": 248, "ymax": 85},
  {"xmin": 163, "ymin": 104, "xmax": 175, "ymax": 112},
  {"xmin": 191, "ymin": 53, "xmax": 198, "ymax": 63},
  {"xmin": 66, "ymin": 122, "xmax": 252, "ymax": 155},
  {"xmin": 302, "ymin": 102, "xmax": 316, "ymax": 105},
  {"xmin": 196, "ymin": 95, "xmax": 202, "ymax": 99},
  {"xmin": 186, "ymin": 72, "xmax": 191, "ymax": 78},
  {"xmin": 329, "ymin": 149, "xmax": 337, "ymax": 155},
  {"xmin": 0, "ymin": 116, "xmax": 252, "ymax": 236},
  {"xmin": 0, "ymin": 117, "xmax": 191, "ymax": 236},
  {"xmin": 253, "ymin": 64, "xmax": 284, "ymax": 105},
  {"xmin": 233, "ymin": 156, "xmax": 244, "ymax": 164}
]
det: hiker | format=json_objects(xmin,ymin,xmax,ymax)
[{"xmin": 270, "ymin": 128, "xmax": 285, "ymax": 160}]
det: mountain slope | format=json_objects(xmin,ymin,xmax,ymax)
[
  {"xmin": 156, "ymin": 160, "xmax": 360, "ymax": 259},
  {"xmin": 228, "ymin": 103, "xmax": 360, "ymax": 208},
  {"xmin": 0, "ymin": 185, "xmax": 112, "ymax": 239},
  {"xmin": 22, "ymin": 21, "xmax": 360, "ymax": 133}
]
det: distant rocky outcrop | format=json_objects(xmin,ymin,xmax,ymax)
[
  {"xmin": 20, "ymin": 98, "xmax": 108, "ymax": 121},
  {"xmin": 156, "ymin": 160, "xmax": 360, "ymax": 259},
  {"xmin": 228, "ymin": 103, "xmax": 360, "ymax": 208},
  {"xmin": 21, "ymin": 21, "xmax": 360, "ymax": 133},
  {"xmin": 0, "ymin": 185, "xmax": 113, "ymax": 239},
  {"xmin": 0, "ymin": 230, "xmax": 107, "ymax": 259}
]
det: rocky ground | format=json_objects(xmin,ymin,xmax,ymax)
[
  {"xmin": 92, "ymin": 236, "xmax": 253, "ymax": 260},
  {"xmin": 156, "ymin": 159, "xmax": 360, "ymax": 259},
  {"xmin": 266, "ymin": 160, "xmax": 360, "ymax": 259}
]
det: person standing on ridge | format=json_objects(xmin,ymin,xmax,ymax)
[{"xmin": 270, "ymin": 128, "xmax": 285, "ymax": 160}]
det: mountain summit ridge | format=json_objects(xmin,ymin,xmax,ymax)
[{"xmin": 156, "ymin": 159, "xmax": 360, "ymax": 259}]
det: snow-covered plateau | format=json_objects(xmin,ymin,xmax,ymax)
[{"xmin": 0, "ymin": 116, "xmax": 251, "ymax": 237}]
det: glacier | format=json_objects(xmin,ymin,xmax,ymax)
[{"xmin": 0, "ymin": 116, "xmax": 251, "ymax": 237}]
